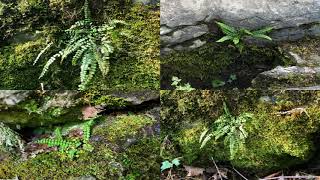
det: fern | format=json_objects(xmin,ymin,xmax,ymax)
[
  {"xmin": 34, "ymin": 0, "xmax": 127, "ymax": 90},
  {"xmin": 215, "ymin": 21, "xmax": 273, "ymax": 53},
  {"xmin": 199, "ymin": 102, "xmax": 254, "ymax": 159},
  {"xmin": 37, "ymin": 119, "xmax": 96, "ymax": 159},
  {"xmin": 83, "ymin": 119, "xmax": 95, "ymax": 142}
]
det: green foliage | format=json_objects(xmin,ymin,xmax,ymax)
[
  {"xmin": 171, "ymin": 76, "xmax": 195, "ymax": 92},
  {"xmin": 95, "ymin": 115, "xmax": 155, "ymax": 142},
  {"xmin": 161, "ymin": 158, "xmax": 180, "ymax": 172},
  {"xmin": 216, "ymin": 21, "xmax": 273, "ymax": 53},
  {"xmin": 212, "ymin": 79, "xmax": 225, "ymax": 88},
  {"xmin": 211, "ymin": 74, "xmax": 237, "ymax": 88},
  {"xmin": 34, "ymin": 0, "xmax": 127, "ymax": 90},
  {"xmin": 199, "ymin": 102, "xmax": 254, "ymax": 159},
  {"xmin": 0, "ymin": 123, "xmax": 24, "ymax": 154},
  {"xmin": 37, "ymin": 119, "xmax": 95, "ymax": 159},
  {"xmin": 83, "ymin": 119, "xmax": 94, "ymax": 142}
]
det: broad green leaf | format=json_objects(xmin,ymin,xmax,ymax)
[
  {"xmin": 200, "ymin": 134, "xmax": 213, "ymax": 149},
  {"xmin": 252, "ymin": 34, "xmax": 272, "ymax": 41},
  {"xmin": 199, "ymin": 128, "xmax": 209, "ymax": 143},
  {"xmin": 212, "ymin": 79, "xmax": 225, "ymax": 88},
  {"xmin": 161, "ymin": 161, "xmax": 173, "ymax": 171},
  {"xmin": 233, "ymin": 37, "xmax": 240, "ymax": 45},
  {"xmin": 216, "ymin": 21, "xmax": 236, "ymax": 35},
  {"xmin": 243, "ymin": 29, "xmax": 253, "ymax": 35},
  {"xmin": 171, "ymin": 158, "xmax": 180, "ymax": 167},
  {"xmin": 216, "ymin": 36, "xmax": 233, "ymax": 43},
  {"xmin": 253, "ymin": 27, "xmax": 273, "ymax": 34}
]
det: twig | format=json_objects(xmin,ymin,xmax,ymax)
[
  {"xmin": 232, "ymin": 166, "xmax": 248, "ymax": 180},
  {"xmin": 259, "ymin": 175, "xmax": 320, "ymax": 180},
  {"xmin": 211, "ymin": 157, "xmax": 223, "ymax": 180}
]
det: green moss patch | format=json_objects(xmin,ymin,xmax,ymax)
[{"xmin": 161, "ymin": 90, "xmax": 320, "ymax": 173}]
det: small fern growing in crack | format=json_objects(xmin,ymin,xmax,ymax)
[
  {"xmin": 199, "ymin": 102, "xmax": 254, "ymax": 159},
  {"xmin": 37, "ymin": 119, "xmax": 95, "ymax": 159},
  {"xmin": 34, "ymin": 0, "xmax": 127, "ymax": 90}
]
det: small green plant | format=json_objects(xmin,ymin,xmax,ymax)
[
  {"xmin": 216, "ymin": 21, "xmax": 273, "ymax": 53},
  {"xmin": 212, "ymin": 79, "xmax": 225, "ymax": 88},
  {"xmin": 171, "ymin": 76, "xmax": 195, "ymax": 92},
  {"xmin": 199, "ymin": 102, "xmax": 254, "ymax": 159},
  {"xmin": 34, "ymin": 0, "xmax": 126, "ymax": 90},
  {"xmin": 212, "ymin": 74, "xmax": 237, "ymax": 88},
  {"xmin": 227, "ymin": 74, "xmax": 237, "ymax": 83},
  {"xmin": 37, "ymin": 119, "xmax": 95, "ymax": 159},
  {"xmin": 161, "ymin": 157, "xmax": 181, "ymax": 179}
]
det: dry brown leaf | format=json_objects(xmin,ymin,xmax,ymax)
[
  {"xmin": 184, "ymin": 165, "xmax": 205, "ymax": 177},
  {"xmin": 82, "ymin": 106, "xmax": 99, "ymax": 119}
]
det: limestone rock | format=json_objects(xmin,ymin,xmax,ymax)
[
  {"xmin": 252, "ymin": 66, "xmax": 320, "ymax": 89},
  {"xmin": 161, "ymin": 0, "xmax": 320, "ymax": 49},
  {"xmin": 161, "ymin": 25, "xmax": 208, "ymax": 46},
  {"xmin": 111, "ymin": 91, "xmax": 159, "ymax": 105}
]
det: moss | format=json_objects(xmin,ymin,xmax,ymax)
[
  {"xmin": 161, "ymin": 43, "xmax": 235, "ymax": 87},
  {"xmin": 0, "ymin": 148, "xmax": 123, "ymax": 179},
  {"xmin": 18, "ymin": 0, "xmax": 43, "ymax": 14},
  {"xmin": 162, "ymin": 90, "xmax": 320, "ymax": 173},
  {"xmin": 0, "ymin": 36, "xmax": 80, "ymax": 89},
  {"xmin": 91, "ymin": 4, "xmax": 160, "ymax": 91},
  {"xmin": 120, "ymin": 138, "xmax": 161, "ymax": 179},
  {"xmin": 90, "ymin": 94, "xmax": 129, "ymax": 108},
  {"xmin": 161, "ymin": 39, "xmax": 288, "ymax": 89},
  {"xmin": 0, "ymin": 3, "xmax": 159, "ymax": 90},
  {"xmin": 94, "ymin": 114, "xmax": 155, "ymax": 143},
  {"xmin": 0, "ymin": 113, "xmax": 160, "ymax": 179}
]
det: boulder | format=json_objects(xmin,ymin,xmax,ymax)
[{"xmin": 161, "ymin": 0, "xmax": 320, "ymax": 51}]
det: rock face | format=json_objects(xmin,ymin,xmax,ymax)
[
  {"xmin": 252, "ymin": 38, "xmax": 320, "ymax": 89},
  {"xmin": 0, "ymin": 90, "xmax": 160, "ymax": 128},
  {"xmin": 161, "ymin": 0, "xmax": 320, "ymax": 53}
]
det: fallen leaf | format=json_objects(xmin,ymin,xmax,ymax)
[
  {"xmin": 184, "ymin": 165, "xmax": 205, "ymax": 177},
  {"xmin": 82, "ymin": 106, "xmax": 99, "ymax": 119}
]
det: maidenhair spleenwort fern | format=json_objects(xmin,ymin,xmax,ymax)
[
  {"xmin": 34, "ymin": 0, "xmax": 126, "ymax": 90},
  {"xmin": 199, "ymin": 102, "xmax": 254, "ymax": 159},
  {"xmin": 37, "ymin": 119, "xmax": 95, "ymax": 159}
]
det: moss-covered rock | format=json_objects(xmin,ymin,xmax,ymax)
[
  {"xmin": 0, "ymin": 107, "xmax": 160, "ymax": 179},
  {"xmin": 161, "ymin": 90, "xmax": 320, "ymax": 173},
  {"xmin": 0, "ymin": 1, "xmax": 159, "ymax": 90},
  {"xmin": 161, "ymin": 40, "xmax": 288, "ymax": 89}
]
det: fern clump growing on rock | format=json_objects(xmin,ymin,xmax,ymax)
[
  {"xmin": 37, "ymin": 119, "xmax": 95, "ymax": 159},
  {"xmin": 199, "ymin": 102, "xmax": 254, "ymax": 159},
  {"xmin": 34, "ymin": 0, "xmax": 126, "ymax": 90}
]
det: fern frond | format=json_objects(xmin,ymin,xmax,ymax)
[
  {"xmin": 37, "ymin": 138, "xmax": 73, "ymax": 149},
  {"xmin": 83, "ymin": 119, "xmax": 94, "ymax": 142},
  {"xmin": 33, "ymin": 42, "xmax": 53, "ymax": 65},
  {"xmin": 54, "ymin": 127, "xmax": 63, "ymax": 140},
  {"xmin": 84, "ymin": 0, "xmax": 91, "ymax": 24},
  {"xmin": 216, "ymin": 21, "xmax": 237, "ymax": 36},
  {"xmin": 72, "ymin": 46, "xmax": 89, "ymax": 65},
  {"xmin": 62, "ymin": 37, "xmax": 89, "ymax": 60},
  {"xmin": 200, "ymin": 133, "xmax": 213, "ymax": 149},
  {"xmin": 199, "ymin": 128, "xmax": 209, "ymax": 143},
  {"xmin": 79, "ymin": 52, "xmax": 97, "ymax": 90},
  {"xmin": 39, "ymin": 51, "xmax": 63, "ymax": 79}
]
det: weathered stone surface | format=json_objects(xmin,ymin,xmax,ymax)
[
  {"xmin": 252, "ymin": 66, "xmax": 320, "ymax": 89},
  {"xmin": 0, "ymin": 91, "xmax": 31, "ymax": 106},
  {"xmin": 252, "ymin": 38, "xmax": 320, "ymax": 89},
  {"xmin": 133, "ymin": 0, "xmax": 159, "ymax": 5},
  {"xmin": 111, "ymin": 91, "xmax": 159, "ymax": 105},
  {"xmin": 161, "ymin": 0, "xmax": 320, "ymax": 50},
  {"xmin": 161, "ymin": 25, "xmax": 208, "ymax": 46}
]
